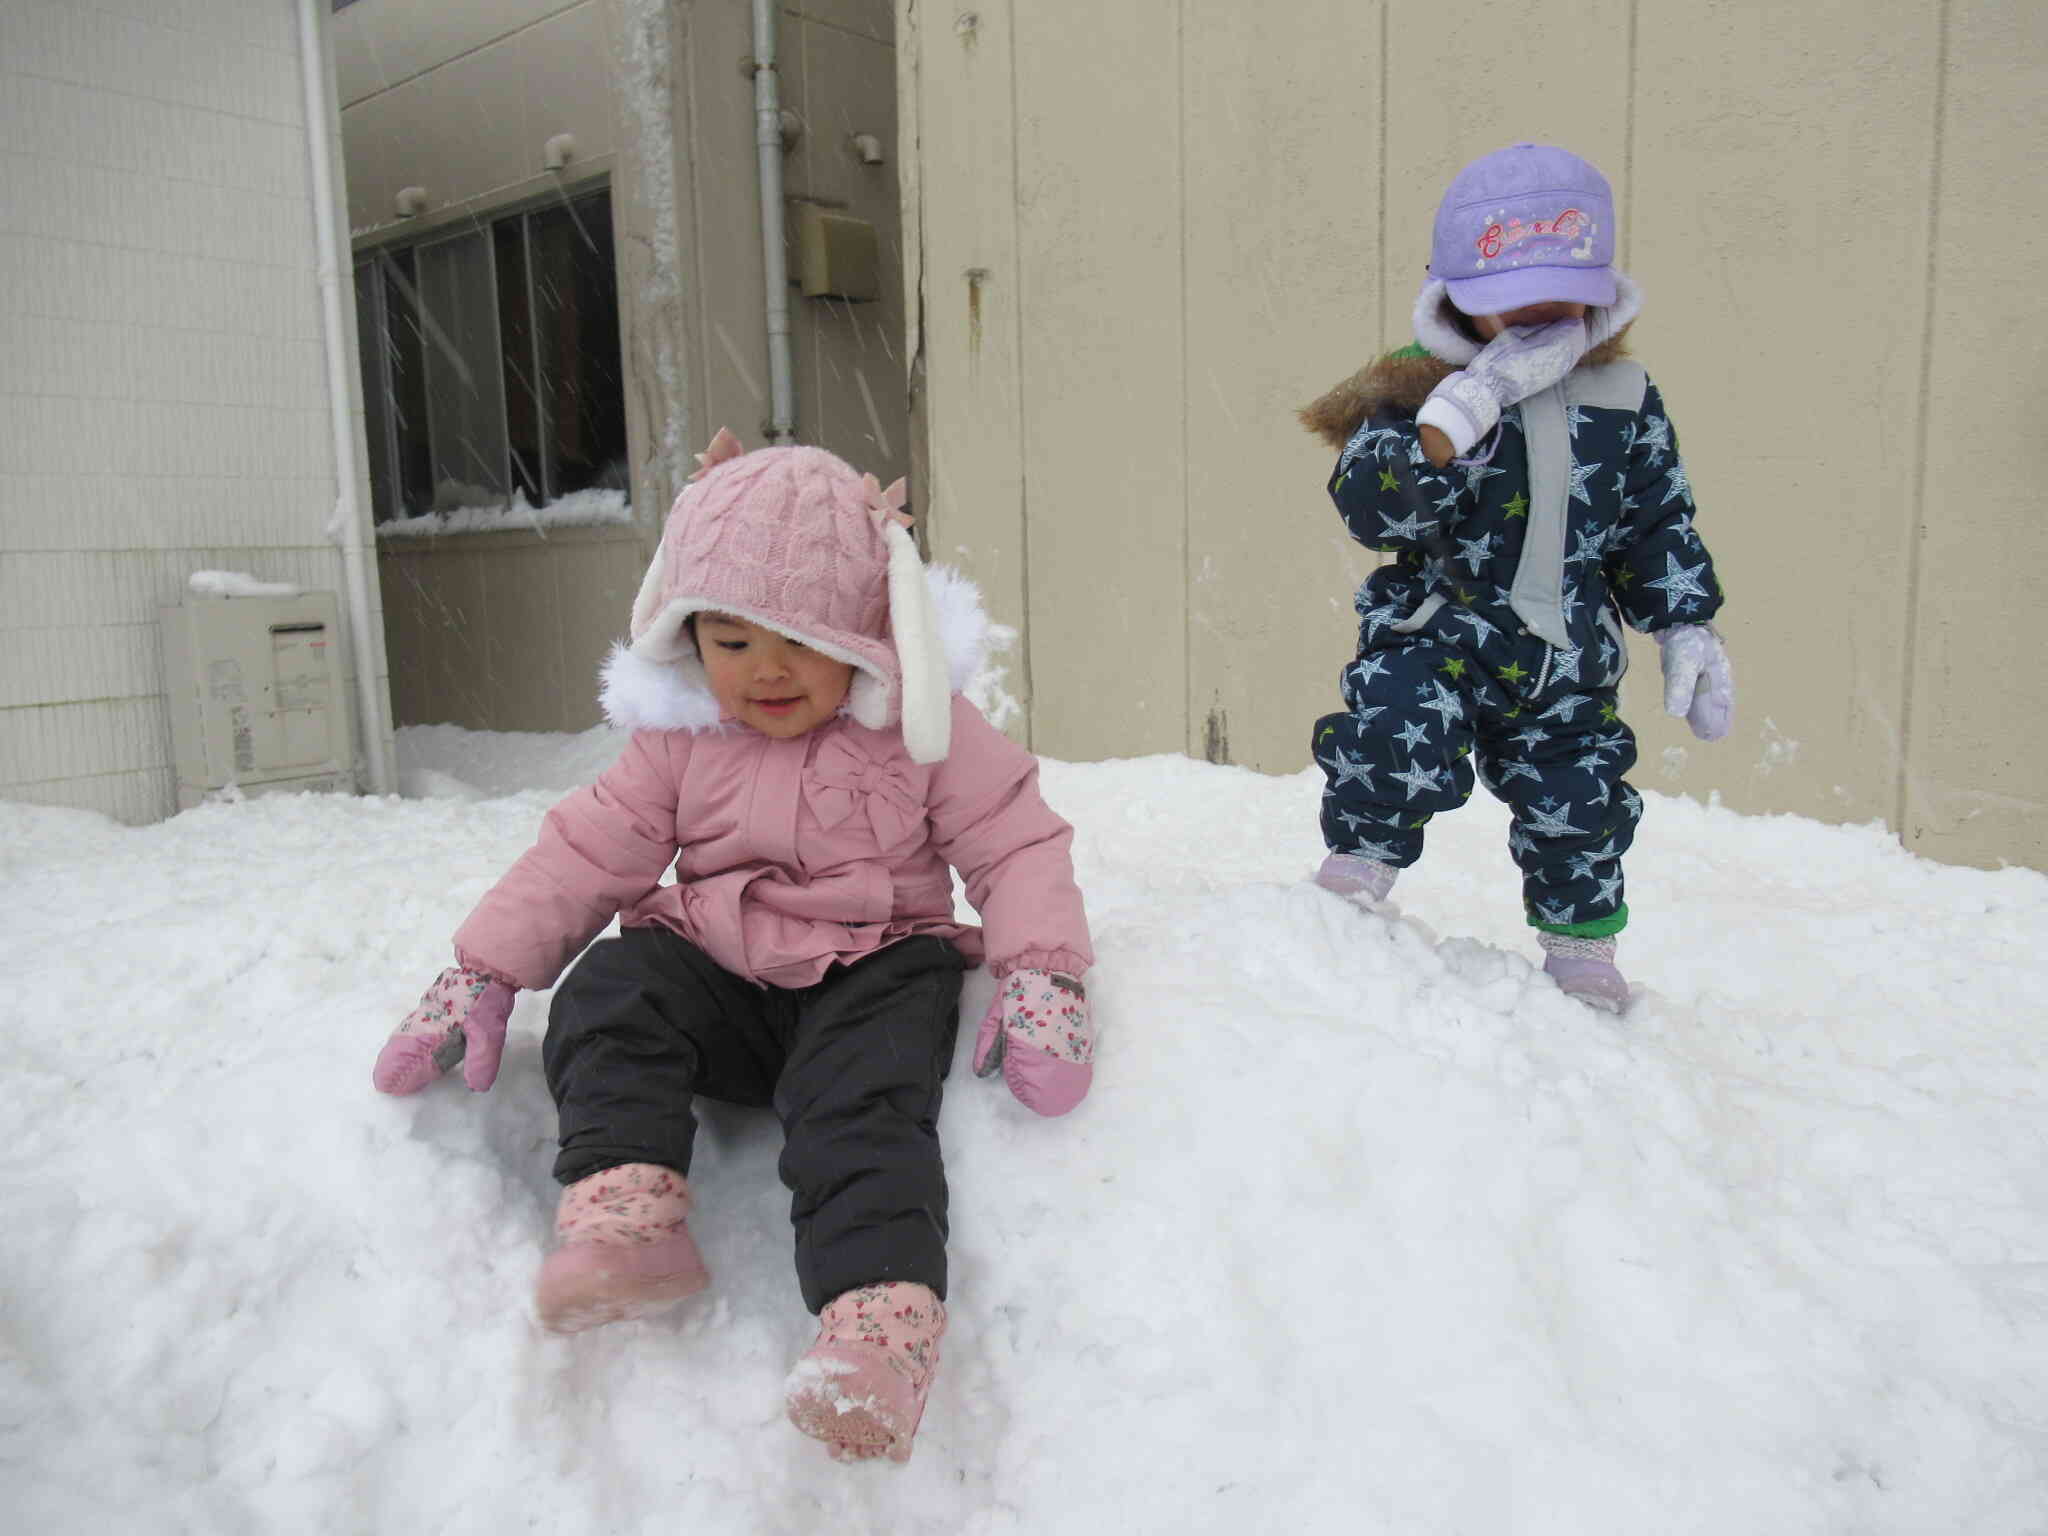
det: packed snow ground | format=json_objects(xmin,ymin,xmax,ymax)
[{"xmin": 4, "ymin": 725, "xmax": 2045, "ymax": 1534}]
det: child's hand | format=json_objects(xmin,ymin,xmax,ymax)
[
  {"xmin": 372, "ymin": 965, "xmax": 517, "ymax": 1095},
  {"xmin": 1655, "ymin": 624, "xmax": 1735, "ymax": 742},
  {"xmin": 973, "ymin": 970, "xmax": 1093, "ymax": 1116},
  {"xmin": 1417, "ymin": 317, "xmax": 1589, "ymax": 457}
]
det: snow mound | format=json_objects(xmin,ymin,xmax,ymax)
[{"xmin": 2, "ymin": 740, "xmax": 2044, "ymax": 1533}]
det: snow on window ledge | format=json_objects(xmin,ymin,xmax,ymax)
[{"xmin": 375, "ymin": 487, "xmax": 633, "ymax": 540}]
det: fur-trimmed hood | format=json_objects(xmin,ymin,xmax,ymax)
[
  {"xmin": 1299, "ymin": 273, "xmax": 1642, "ymax": 449},
  {"xmin": 598, "ymin": 562, "xmax": 996, "ymax": 739}
]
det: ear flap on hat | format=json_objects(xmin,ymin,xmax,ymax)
[{"xmin": 884, "ymin": 518, "xmax": 951, "ymax": 763}]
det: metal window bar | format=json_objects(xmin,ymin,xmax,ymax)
[
  {"xmin": 484, "ymin": 221, "xmax": 510, "ymax": 500},
  {"xmin": 524, "ymin": 210, "xmax": 550, "ymax": 504}
]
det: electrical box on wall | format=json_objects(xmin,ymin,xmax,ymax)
[
  {"xmin": 797, "ymin": 204, "xmax": 881, "ymax": 302},
  {"xmin": 160, "ymin": 592, "xmax": 357, "ymax": 810}
]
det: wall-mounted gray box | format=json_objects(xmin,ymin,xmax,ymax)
[
  {"xmin": 160, "ymin": 592, "xmax": 357, "ymax": 810},
  {"xmin": 797, "ymin": 205, "xmax": 881, "ymax": 302}
]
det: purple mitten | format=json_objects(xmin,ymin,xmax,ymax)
[
  {"xmin": 1655, "ymin": 624, "xmax": 1735, "ymax": 742},
  {"xmin": 972, "ymin": 970, "xmax": 1093, "ymax": 1117},
  {"xmin": 1417, "ymin": 317, "xmax": 1590, "ymax": 456},
  {"xmin": 372, "ymin": 965, "xmax": 517, "ymax": 1095}
]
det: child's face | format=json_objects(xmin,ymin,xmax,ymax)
[
  {"xmin": 1469, "ymin": 300, "xmax": 1588, "ymax": 339},
  {"xmin": 696, "ymin": 613, "xmax": 856, "ymax": 739}
]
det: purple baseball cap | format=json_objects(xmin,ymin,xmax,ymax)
[{"xmin": 1429, "ymin": 143, "xmax": 1617, "ymax": 315}]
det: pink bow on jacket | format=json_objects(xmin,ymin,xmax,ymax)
[{"xmin": 806, "ymin": 737, "xmax": 923, "ymax": 850}]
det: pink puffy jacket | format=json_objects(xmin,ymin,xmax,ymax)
[{"xmin": 452, "ymin": 693, "xmax": 1092, "ymax": 991}]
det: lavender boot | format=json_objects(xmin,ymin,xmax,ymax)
[
  {"xmin": 1314, "ymin": 851, "xmax": 1399, "ymax": 907},
  {"xmin": 1538, "ymin": 934, "xmax": 1630, "ymax": 1012}
]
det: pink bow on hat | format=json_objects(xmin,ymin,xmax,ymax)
[
  {"xmin": 862, "ymin": 472, "xmax": 913, "ymax": 531},
  {"xmin": 688, "ymin": 426, "xmax": 746, "ymax": 482}
]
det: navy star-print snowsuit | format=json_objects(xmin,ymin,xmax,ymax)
[{"xmin": 1313, "ymin": 365, "xmax": 1723, "ymax": 934}]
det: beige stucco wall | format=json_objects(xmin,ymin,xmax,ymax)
[
  {"xmin": 902, "ymin": 0, "xmax": 2048, "ymax": 872},
  {"xmin": 0, "ymin": 0, "xmax": 396, "ymax": 824},
  {"xmin": 336, "ymin": 0, "xmax": 908, "ymax": 732}
]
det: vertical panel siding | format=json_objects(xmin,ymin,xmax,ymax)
[
  {"xmin": 1624, "ymin": 0, "xmax": 1939, "ymax": 832},
  {"xmin": 1181, "ymin": 5, "xmax": 1385, "ymax": 768},
  {"xmin": 908, "ymin": 0, "xmax": 1032, "ymax": 737},
  {"xmin": 0, "ymin": 0, "xmax": 360, "ymax": 823},
  {"xmin": 1012, "ymin": 0, "xmax": 1186, "ymax": 760},
  {"xmin": 1906, "ymin": 0, "xmax": 2048, "ymax": 866},
  {"xmin": 905, "ymin": 0, "xmax": 2047, "ymax": 872}
]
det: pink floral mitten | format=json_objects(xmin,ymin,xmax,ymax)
[
  {"xmin": 371, "ymin": 964, "xmax": 516, "ymax": 1095},
  {"xmin": 972, "ymin": 969, "xmax": 1093, "ymax": 1117}
]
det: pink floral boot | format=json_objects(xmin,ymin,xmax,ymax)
[
  {"xmin": 784, "ymin": 1282, "xmax": 946, "ymax": 1464},
  {"xmin": 533, "ymin": 1163, "xmax": 709, "ymax": 1334}
]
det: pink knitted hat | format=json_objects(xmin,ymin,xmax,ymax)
[{"xmin": 615, "ymin": 429, "xmax": 952, "ymax": 761}]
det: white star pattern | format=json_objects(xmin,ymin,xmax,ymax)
[
  {"xmin": 1376, "ymin": 508, "xmax": 1437, "ymax": 542},
  {"xmin": 1549, "ymin": 646, "xmax": 1583, "ymax": 685},
  {"xmin": 1448, "ymin": 608, "xmax": 1500, "ymax": 648},
  {"xmin": 1567, "ymin": 525, "xmax": 1608, "ymax": 567},
  {"xmin": 1348, "ymin": 653, "xmax": 1390, "ymax": 688},
  {"xmin": 1463, "ymin": 461, "xmax": 1507, "ymax": 495},
  {"xmin": 1593, "ymin": 873, "xmax": 1624, "ymax": 908},
  {"xmin": 1564, "ymin": 402, "xmax": 1590, "ymax": 438},
  {"xmin": 1387, "ymin": 761, "xmax": 1447, "ymax": 800},
  {"xmin": 1645, "ymin": 551, "xmax": 1711, "ymax": 612},
  {"xmin": 1322, "ymin": 747, "xmax": 1376, "ymax": 790},
  {"xmin": 1521, "ymin": 801, "xmax": 1587, "ymax": 838},
  {"xmin": 1541, "ymin": 694, "xmax": 1590, "ymax": 723},
  {"xmin": 1567, "ymin": 457, "xmax": 1600, "ymax": 506},
  {"xmin": 1622, "ymin": 786, "xmax": 1643, "ymax": 819},
  {"xmin": 1510, "ymin": 726, "xmax": 1551, "ymax": 750},
  {"xmin": 1637, "ymin": 415, "xmax": 1672, "ymax": 465},
  {"xmin": 1455, "ymin": 533, "xmax": 1495, "ymax": 574},
  {"xmin": 1394, "ymin": 719, "xmax": 1431, "ymax": 753},
  {"xmin": 1415, "ymin": 680, "xmax": 1465, "ymax": 730},
  {"xmin": 1340, "ymin": 422, "xmax": 1407, "ymax": 472},
  {"xmin": 1661, "ymin": 461, "xmax": 1693, "ymax": 505},
  {"xmin": 1362, "ymin": 604, "xmax": 1409, "ymax": 644},
  {"xmin": 1496, "ymin": 759, "xmax": 1542, "ymax": 785},
  {"xmin": 1532, "ymin": 897, "xmax": 1579, "ymax": 925}
]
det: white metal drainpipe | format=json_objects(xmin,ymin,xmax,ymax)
[
  {"xmin": 296, "ymin": 0, "xmax": 394, "ymax": 794},
  {"xmin": 752, "ymin": 0, "xmax": 797, "ymax": 443}
]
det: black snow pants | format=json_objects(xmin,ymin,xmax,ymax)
[{"xmin": 543, "ymin": 925, "xmax": 967, "ymax": 1313}]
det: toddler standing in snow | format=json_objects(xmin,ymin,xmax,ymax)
[
  {"xmin": 1299, "ymin": 143, "xmax": 1734, "ymax": 1007},
  {"xmin": 371, "ymin": 430, "xmax": 1095, "ymax": 1464}
]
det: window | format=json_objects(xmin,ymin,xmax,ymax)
[{"xmin": 353, "ymin": 186, "xmax": 629, "ymax": 526}]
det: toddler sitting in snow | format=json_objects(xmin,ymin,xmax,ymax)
[
  {"xmin": 1300, "ymin": 143, "xmax": 1734, "ymax": 1008},
  {"xmin": 371, "ymin": 430, "xmax": 1094, "ymax": 1464}
]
